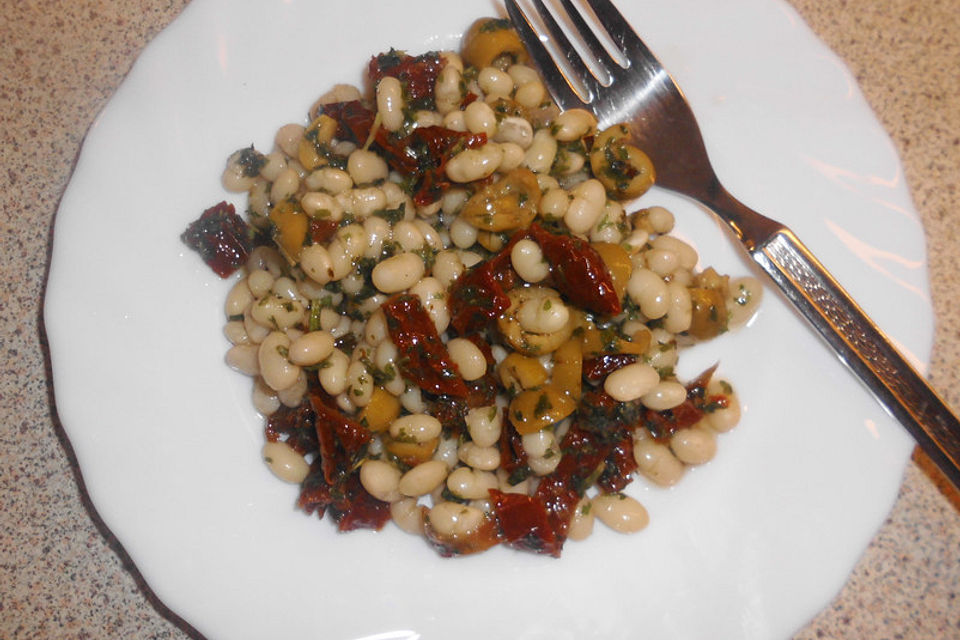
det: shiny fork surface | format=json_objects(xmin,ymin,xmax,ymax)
[{"xmin": 506, "ymin": 0, "xmax": 960, "ymax": 488}]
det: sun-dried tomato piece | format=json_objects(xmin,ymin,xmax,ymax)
[
  {"xmin": 329, "ymin": 473, "xmax": 392, "ymax": 532},
  {"xmin": 180, "ymin": 201, "xmax": 251, "ymax": 277},
  {"xmin": 308, "ymin": 217, "xmax": 340, "ymax": 246},
  {"xmin": 447, "ymin": 231, "xmax": 523, "ymax": 335},
  {"xmin": 318, "ymin": 100, "xmax": 376, "ymax": 144},
  {"xmin": 582, "ymin": 354, "xmax": 639, "ymax": 384},
  {"xmin": 597, "ymin": 432, "xmax": 637, "ymax": 493},
  {"xmin": 528, "ymin": 223, "xmax": 621, "ymax": 315},
  {"xmin": 309, "ymin": 391, "xmax": 371, "ymax": 485},
  {"xmin": 378, "ymin": 126, "xmax": 487, "ymax": 206},
  {"xmin": 382, "ymin": 294, "xmax": 469, "ymax": 397},
  {"xmin": 264, "ymin": 402, "xmax": 317, "ymax": 455},
  {"xmin": 490, "ymin": 490, "xmax": 560, "ymax": 555},
  {"xmin": 368, "ymin": 49, "xmax": 445, "ymax": 110}
]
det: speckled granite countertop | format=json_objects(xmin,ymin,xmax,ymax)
[{"xmin": 2, "ymin": 0, "xmax": 958, "ymax": 638}]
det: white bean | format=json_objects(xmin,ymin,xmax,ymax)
[
  {"xmin": 372, "ymin": 253, "xmax": 425, "ymax": 293},
  {"xmin": 427, "ymin": 502, "xmax": 485, "ymax": 538},
  {"xmin": 391, "ymin": 498, "xmax": 425, "ymax": 535},
  {"xmin": 566, "ymin": 498, "xmax": 595, "ymax": 541},
  {"xmin": 446, "ymin": 467, "xmax": 498, "ymax": 500},
  {"xmin": 652, "ymin": 235, "xmax": 698, "ymax": 270},
  {"xmin": 259, "ymin": 151, "xmax": 287, "ymax": 181},
  {"xmin": 640, "ymin": 380, "xmax": 688, "ymax": 411},
  {"xmin": 523, "ymin": 129, "xmax": 557, "ymax": 173},
  {"xmin": 252, "ymin": 377, "xmax": 281, "ymax": 416},
  {"xmin": 553, "ymin": 108, "xmax": 597, "ymax": 141},
  {"xmin": 225, "ymin": 278, "xmax": 253, "ymax": 318},
  {"xmin": 435, "ymin": 65, "xmax": 463, "ymax": 114},
  {"xmin": 644, "ymin": 206, "xmax": 675, "ymax": 233},
  {"xmin": 250, "ymin": 294, "xmax": 305, "ymax": 331},
  {"xmin": 445, "ymin": 144, "xmax": 503, "ymax": 183},
  {"xmin": 262, "ymin": 441, "xmax": 309, "ymax": 484},
  {"xmin": 539, "ymin": 188, "xmax": 570, "ymax": 220},
  {"xmin": 300, "ymin": 244, "xmax": 334, "ymax": 285},
  {"xmin": 447, "ymin": 338, "xmax": 487, "ymax": 381},
  {"xmin": 727, "ymin": 276, "xmax": 763, "ymax": 329},
  {"xmin": 450, "ymin": 216, "xmax": 479, "ymax": 248},
  {"xmin": 464, "ymin": 100, "xmax": 497, "ymax": 136},
  {"xmin": 377, "ymin": 76, "xmax": 405, "ymax": 132},
  {"xmin": 517, "ymin": 295, "xmax": 569, "ymax": 334},
  {"xmin": 258, "ymin": 331, "xmax": 300, "ymax": 391},
  {"xmin": 346, "ymin": 361, "xmax": 374, "ymax": 407},
  {"xmin": 270, "ymin": 167, "xmax": 300, "ymax": 203},
  {"xmin": 494, "ymin": 116, "xmax": 534, "ymax": 149},
  {"xmin": 670, "ymin": 425, "xmax": 718, "ymax": 465},
  {"xmin": 393, "ymin": 220, "xmax": 426, "ymax": 251},
  {"xmin": 477, "ymin": 66, "xmax": 514, "ymax": 97},
  {"xmin": 633, "ymin": 432, "xmax": 685, "ymax": 486},
  {"xmin": 457, "ymin": 442, "xmax": 500, "ymax": 471},
  {"xmin": 399, "ymin": 460, "xmax": 449, "ymax": 497},
  {"xmin": 514, "ymin": 80, "xmax": 546, "ymax": 109},
  {"xmin": 510, "ymin": 239, "xmax": 550, "ymax": 283},
  {"xmin": 390, "ymin": 413, "xmax": 442, "ymax": 444},
  {"xmin": 663, "ymin": 281, "xmax": 693, "ymax": 334},
  {"xmin": 300, "ymin": 191, "xmax": 343, "ymax": 221},
  {"xmin": 626, "ymin": 268, "xmax": 669, "ymax": 319},
  {"xmin": 705, "ymin": 379, "xmax": 741, "ymax": 432},
  {"xmin": 225, "ymin": 344, "xmax": 259, "ymax": 376},
  {"xmin": 360, "ymin": 459, "xmax": 402, "ymax": 502},
  {"xmin": 224, "ymin": 320, "xmax": 248, "ymax": 345},
  {"xmin": 409, "ymin": 276, "xmax": 450, "ymax": 334},
  {"xmin": 247, "ymin": 270, "xmax": 275, "ymax": 301},
  {"xmin": 432, "ymin": 250, "xmax": 464, "ymax": 288},
  {"xmin": 274, "ymin": 123, "xmax": 305, "ymax": 157},
  {"xmin": 521, "ymin": 429, "xmax": 555, "ymax": 459},
  {"xmin": 604, "ymin": 362, "xmax": 659, "ymax": 402},
  {"xmin": 497, "ymin": 142, "xmax": 525, "ymax": 171},
  {"xmin": 305, "ymin": 167, "xmax": 353, "ymax": 194},
  {"xmin": 318, "ymin": 348, "xmax": 349, "ymax": 395},
  {"xmin": 593, "ymin": 493, "xmax": 649, "ymax": 533},
  {"xmin": 347, "ymin": 148, "xmax": 389, "ymax": 185},
  {"xmin": 465, "ymin": 406, "xmax": 502, "ymax": 448},
  {"xmin": 645, "ymin": 248, "xmax": 680, "ymax": 276},
  {"xmin": 277, "ymin": 370, "xmax": 307, "ymax": 407}
]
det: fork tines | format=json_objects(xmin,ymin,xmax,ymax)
[{"xmin": 505, "ymin": 0, "xmax": 661, "ymax": 111}]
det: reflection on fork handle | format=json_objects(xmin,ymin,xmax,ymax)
[{"xmin": 751, "ymin": 225, "xmax": 960, "ymax": 488}]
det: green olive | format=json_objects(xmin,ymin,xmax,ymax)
[
  {"xmin": 461, "ymin": 18, "xmax": 528, "ymax": 70},
  {"xmin": 688, "ymin": 287, "xmax": 728, "ymax": 340},
  {"xmin": 590, "ymin": 138, "xmax": 655, "ymax": 201},
  {"xmin": 459, "ymin": 167, "xmax": 541, "ymax": 232}
]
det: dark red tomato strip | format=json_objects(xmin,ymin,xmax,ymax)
[
  {"xmin": 597, "ymin": 432, "xmax": 637, "ymax": 493},
  {"xmin": 490, "ymin": 490, "xmax": 560, "ymax": 554},
  {"xmin": 447, "ymin": 231, "xmax": 523, "ymax": 335},
  {"xmin": 582, "ymin": 354, "xmax": 639, "ymax": 383},
  {"xmin": 382, "ymin": 294, "xmax": 469, "ymax": 397},
  {"xmin": 528, "ymin": 223, "xmax": 621, "ymax": 315},
  {"xmin": 447, "ymin": 263, "xmax": 511, "ymax": 336},
  {"xmin": 180, "ymin": 201, "xmax": 251, "ymax": 278},
  {"xmin": 368, "ymin": 50, "xmax": 445, "ymax": 108},
  {"xmin": 264, "ymin": 402, "xmax": 317, "ymax": 455}
]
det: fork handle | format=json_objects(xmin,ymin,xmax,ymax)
[{"xmin": 750, "ymin": 224, "xmax": 960, "ymax": 487}]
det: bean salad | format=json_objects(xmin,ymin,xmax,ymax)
[{"xmin": 181, "ymin": 16, "xmax": 762, "ymax": 557}]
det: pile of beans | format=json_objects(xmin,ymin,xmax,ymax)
[{"xmin": 216, "ymin": 17, "xmax": 761, "ymax": 553}]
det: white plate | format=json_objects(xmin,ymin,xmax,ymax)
[{"xmin": 45, "ymin": 0, "xmax": 931, "ymax": 638}]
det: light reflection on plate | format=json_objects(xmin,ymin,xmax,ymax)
[{"xmin": 45, "ymin": 0, "xmax": 929, "ymax": 638}]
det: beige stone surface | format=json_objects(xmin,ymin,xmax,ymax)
[{"xmin": 0, "ymin": 0, "xmax": 957, "ymax": 638}]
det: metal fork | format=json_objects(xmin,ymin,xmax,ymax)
[{"xmin": 506, "ymin": 0, "xmax": 960, "ymax": 488}]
